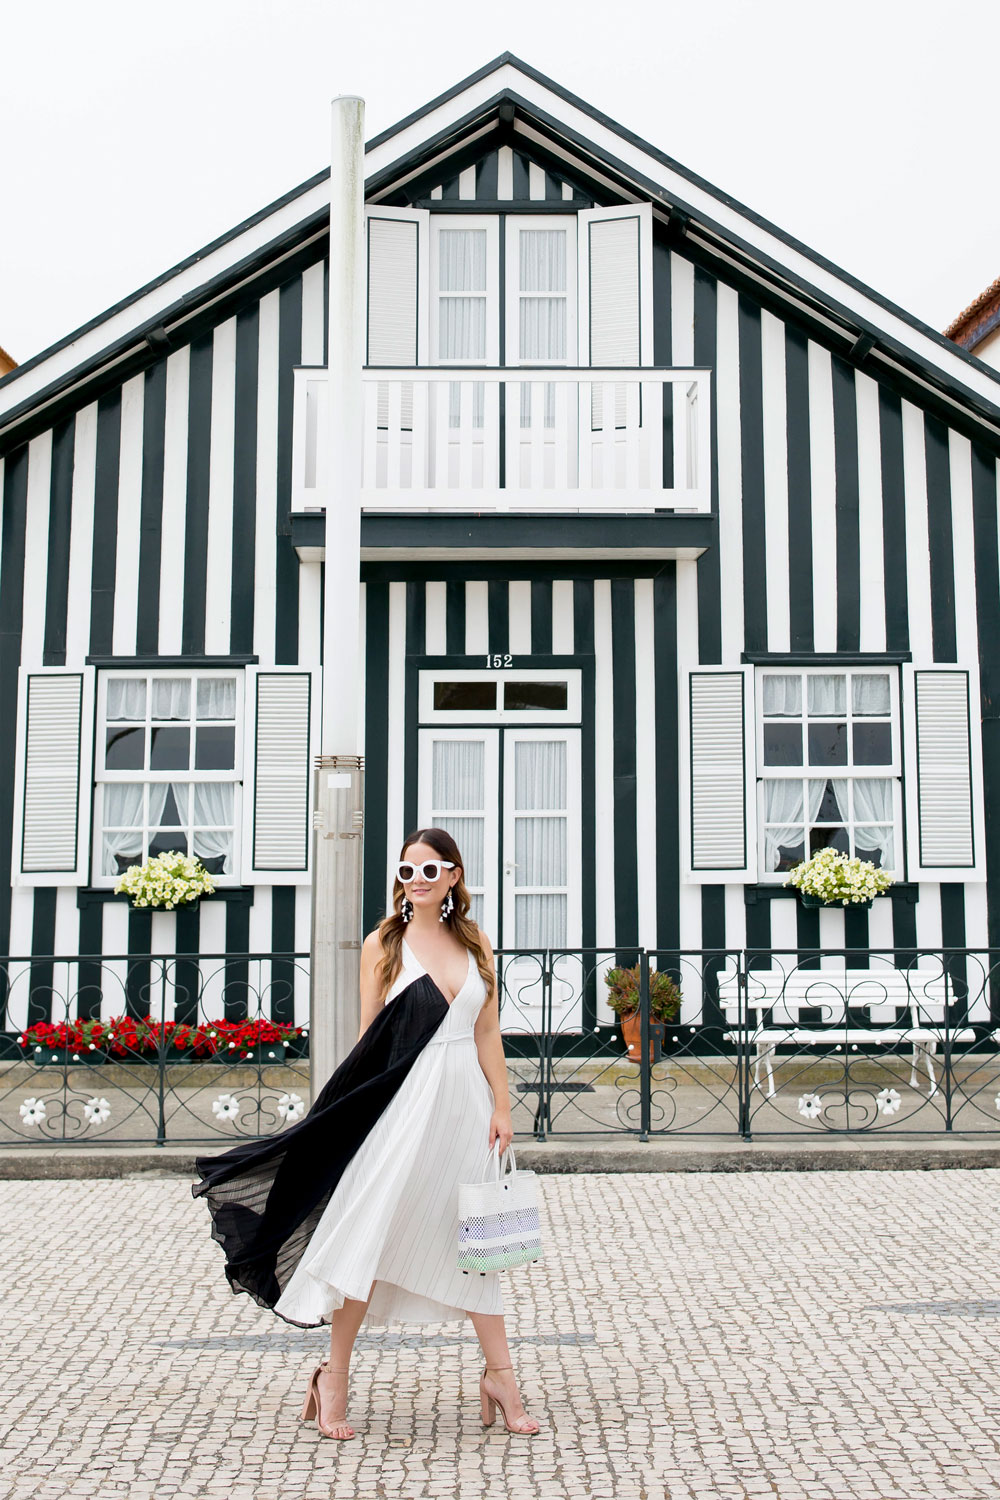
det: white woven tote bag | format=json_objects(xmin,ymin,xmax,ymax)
[{"xmin": 457, "ymin": 1141, "xmax": 544, "ymax": 1273}]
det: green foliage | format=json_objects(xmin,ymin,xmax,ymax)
[{"xmin": 603, "ymin": 963, "xmax": 681, "ymax": 1022}]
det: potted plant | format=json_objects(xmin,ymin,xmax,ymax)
[
  {"xmin": 114, "ymin": 851, "xmax": 216, "ymax": 911},
  {"xmin": 19, "ymin": 1018, "xmax": 109, "ymax": 1066},
  {"xmin": 604, "ymin": 963, "xmax": 681, "ymax": 1064},
  {"xmin": 784, "ymin": 847, "xmax": 894, "ymax": 909}
]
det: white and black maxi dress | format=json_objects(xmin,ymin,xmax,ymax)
[{"xmin": 193, "ymin": 939, "xmax": 503, "ymax": 1328}]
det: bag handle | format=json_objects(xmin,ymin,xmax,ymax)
[{"xmin": 489, "ymin": 1138, "xmax": 517, "ymax": 1182}]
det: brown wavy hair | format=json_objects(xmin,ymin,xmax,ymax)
[{"xmin": 376, "ymin": 827, "xmax": 495, "ymax": 1004}]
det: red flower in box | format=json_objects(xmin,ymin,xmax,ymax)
[{"xmin": 19, "ymin": 1014, "xmax": 303, "ymax": 1059}]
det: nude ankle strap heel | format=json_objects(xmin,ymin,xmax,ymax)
[
  {"xmin": 479, "ymin": 1364, "xmax": 540, "ymax": 1436},
  {"xmin": 300, "ymin": 1362, "xmax": 355, "ymax": 1440}
]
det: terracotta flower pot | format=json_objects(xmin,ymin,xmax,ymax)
[{"xmin": 619, "ymin": 1011, "xmax": 665, "ymax": 1065}]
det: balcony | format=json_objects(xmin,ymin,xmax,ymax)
[{"xmin": 292, "ymin": 367, "xmax": 712, "ymax": 515}]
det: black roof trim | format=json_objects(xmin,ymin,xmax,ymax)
[
  {"xmin": 0, "ymin": 226, "xmax": 328, "ymax": 452},
  {"xmin": 0, "ymin": 168, "xmax": 330, "ymax": 399}
]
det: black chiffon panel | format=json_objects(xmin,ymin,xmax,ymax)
[{"xmin": 191, "ymin": 975, "xmax": 448, "ymax": 1326}]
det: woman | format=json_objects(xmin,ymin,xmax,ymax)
[{"xmin": 192, "ymin": 827, "xmax": 540, "ymax": 1440}]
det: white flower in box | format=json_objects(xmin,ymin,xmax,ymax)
[{"xmin": 114, "ymin": 850, "xmax": 216, "ymax": 911}]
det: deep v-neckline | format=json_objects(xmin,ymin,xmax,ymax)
[{"xmin": 402, "ymin": 938, "xmax": 473, "ymax": 1007}]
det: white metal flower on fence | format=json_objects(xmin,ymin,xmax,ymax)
[
  {"xmin": 19, "ymin": 1097, "xmax": 47, "ymax": 1126},
  {"xmin": 211, "ymin": 1093, "xmax": 241, "ymax": 1121},
  {"xmin": 277, "ymin": 1092, "xmax": 305, "ymax": 1122},
  {"xmin": 875, "ymin": 1087, "xmax": 902, "ymax": 1116},
  {"xmin": 797, "ymin": 1092, "xmax": 823, "ymax": 1119},
  {"xmin": 83, "ymin": 1097, "xmax": 111, "ymax": 1125}
]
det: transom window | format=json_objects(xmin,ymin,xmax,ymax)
[
  {"xmin": 757, "ymin": 668, "xmax": 901, "ymax": 876},
  {"xmin": 419, "ymin": 667, "xmax": 581, "ymax": 724},
  {"xmin": 95, "ymin": 672, "xmax": 241, "ymax": 882}
]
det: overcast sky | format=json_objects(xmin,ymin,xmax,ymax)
[{"xmin": 2, "ymin": 0, "xmax": 996, "ymax": 366}]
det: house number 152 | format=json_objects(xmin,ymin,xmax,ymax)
[{"xmin": 486, "ymin": 654, "xmax": 513, "ymax": 668}]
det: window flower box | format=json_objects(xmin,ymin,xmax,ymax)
[
  {"xmin": 113, "ymin": 851, "xmax": 216, "ymax": 911},
  {"xmin": 20, "ymin": 1020, "xmax": 110, "ymax": 1066},
  {"xmin": 784, "ymin": 847, "xmax": 893, "ymax": 908},
  {"xmin": 19, "ymin": 1017, "xmax": 303, "ymax": 1065},
  {"xmin": 30, "ymin": 1045, "xmax": 107, "ymax": 1067}
]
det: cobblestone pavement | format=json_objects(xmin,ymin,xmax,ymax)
[{"xmin": 3, "ymin": 1170, "xmax": 1000, "ymax": 1499}]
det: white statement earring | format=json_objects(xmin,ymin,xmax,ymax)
[
  {"xmin": 439, "ymin": 888, "xmax": 455, "ymax": 922},
  {"xmin": 401, "ymin": 896, "xmax": 413, "ymax": 924}
]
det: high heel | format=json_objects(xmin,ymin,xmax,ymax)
[
  {"xmin": 300, "ymin": 1362, "xmax": 355, "ymax": 1440},
  {"xmin": 479, "ymin": 1364, "xmax": 540, "ymax": 1436}
]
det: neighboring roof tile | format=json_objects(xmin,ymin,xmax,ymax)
[{"xmin": 944, "ymin": 277, "xmax": 1000, "ymax": 344}]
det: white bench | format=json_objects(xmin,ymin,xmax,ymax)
[{"xmin": 717, "ymin": 968, "xmax": 975, "ymax": 1098}]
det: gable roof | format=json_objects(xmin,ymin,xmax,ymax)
[{"xmin": 3, "ymin": 53, "xmax": 1000, "ymax": 455}]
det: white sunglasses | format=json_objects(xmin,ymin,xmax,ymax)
[{"xmin": 396, "ymin": 859, "xmax": 456, "ymax": 884}]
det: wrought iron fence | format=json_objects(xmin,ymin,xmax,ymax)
[{"xmin": 1, "ymin": 947, "xmax": 999, "ymax": 1144}]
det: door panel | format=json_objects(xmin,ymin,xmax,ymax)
[
  {"xmin": 417, "ymin": 729, "xmax": 499, "ymax": 936},
  {"xmin": 500, "ymin": 729, "xmax": 582, "ymax": 1033}
]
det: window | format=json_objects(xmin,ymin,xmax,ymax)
[
  {"xmin": 430, "ymin": 217, "xmax": 499, "ymax": 432},
  {"xmin": 757, "ymin": 668, "xmax": 900, "ymax": 877},
  {"xmin": 419, "ymin": 668, "xmax": 581, "ymax": 724},
  {"xmin": 505, "ymin": 218, "xmax": 577, "ymax": 432},
  {"xmin": 95, "ymin": 671, "xmax": 241, "ymax": 883}
]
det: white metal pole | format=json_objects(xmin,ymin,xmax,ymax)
[{"xmin": 310, "ymin": 94, "xmax": 366, "ymax": 1094}]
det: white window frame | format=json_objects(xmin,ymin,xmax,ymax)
[
  {"xmin": 92, "ymin": 668, "xmax": 244, "ymax": 888},
  {"xmin": 429, "ymin": 214, "xmax": 500, "ymax": 366},
  {"xmin": 755, "ymin": 665, "xmax": 902, "ymax": 883},
  {"xmin": 504, "ymin": 213, "xmax": 578, "ymax": 368},
  {"xmin": 418, "ymin": 666, "xmax": 582, "ymax": 726}
]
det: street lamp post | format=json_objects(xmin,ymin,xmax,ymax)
[{"xmin": 309, "ymin": 94, "xmax": 366, "ymax": 1094}]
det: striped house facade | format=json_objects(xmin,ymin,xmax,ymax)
[{"xmin": 3, "ymin": 55, "xmax": 1000, "ymax": 1039}]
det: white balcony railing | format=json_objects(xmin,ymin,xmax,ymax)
[{"xmin": 292, "ymin": 366, "xmax": 711, "ymax": 514}]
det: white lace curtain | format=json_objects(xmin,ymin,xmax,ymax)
[
  {"xmin": 106, "ymin": 678, "xmax": 147, "ymax": 721},
  {"xmin": 763, "ymin": 777, "xmax": 894, "ymax": 870},
  {"xmin": 514, "ymin": 741, "xmax": 567, "ymax": 946},
  {"xmin": 439, "ymin": 229, "xmax": 487, "ymax": 360},
  {"xmin": 762, "ymin": 675, "xmax": 801, "ymax": 716},
  {"xmin": 106, "ymin": 676, "xmax": 236, "ymax": 722},
  {"xmin": 763, "ymin": 673, "xmax": 890, "ymax": 719},
  {"xmin": 196, "ymin": 678, "xmax": 237, "ymax": 719},
  {"xmin": 516, "ymin": 894, "xmax": 567, "ymax": 948},
  {"xmin": 432, "ymin": 740, "xmax": 486, "ymax": 888},
  {"xmin": 192, "ymin": 784, "xmax": 235, "ymax": 868},
  {"xmin": 519, "ymin": 230, "xmax": 565, "ymax": 429},
  {"xmin": 102, "ymin": 782, "xmax": 183, "ymax": 874},
  {"xmin": 432, "ymin": 739, "xmax": 484, "ymax": 810},
  {"xmin": 515, "ymin": 740, "xmax": 566, "ymax": 810},
  {"xmin": 102, "ymin": 782, "xmax": 234, "ymax": 875},
  {"xmin": 767, "ymin": 672, "xmax": 893, "ymax": 717}
]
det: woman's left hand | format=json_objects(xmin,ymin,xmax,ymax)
[{"xmin": 488, "ymin": 1109, "xmax": 514, "ymax": 1152}]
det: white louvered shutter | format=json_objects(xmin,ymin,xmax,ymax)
[
  {"xmin": 365, "ymin": 207, "xmax": 429, "ymax": 429},
  {"xmin": 902, "ymin": 666, "xmax": 984, "ymax": 880},
  {"xmin": 577, "ymin": 204, "xmax": 653, "ymax": 429},
  {"xmin": 682, "ymin": 667, "xmax": 756, "ymax": 883},
  {"xmin": 241, "ymin": 667, "xmax": 317, "ymax": 883},
  {"xmin": 12, "ymin": 666, "xmax": 95, "ymax": 886}
]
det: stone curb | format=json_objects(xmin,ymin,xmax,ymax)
[{"xmin": 4, "ymin": 1136, "xmax": 1000, "ymax": 1178}]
